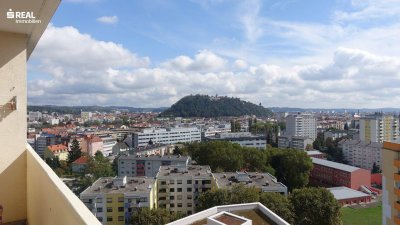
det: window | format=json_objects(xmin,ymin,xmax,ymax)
[
  {"xmin": 187, "ymin": 187, "xmax": 192, "ymax": 192},
  {"xmin": 187, "ymin": 210, "xmax": 192, "ymax": 215},
  {"xmin": 187, "ymin": 195, "xmax": 192, "ymax": 200},
  {"xmin": 187, "ymin": 180, "xmax": 192, "ymax": 184},
  {"xmin": 170, "ymin": 180, "xmax": 175, "ymax": 184},
  {"xmin": 118, "ymin": 216, "xmax": 124, "ymax": 221},
  {"xmin": 170, "ymin": 188, "xmax": 175, "ymax": 192},
  {"xmin": 97, "ymin": 217, "xmax": 103, "ymax": 222},
  {"xmin": 118, "ymin": 197, "xmax": 124, "ymax": 202},
  {"xmin": 96, "ymin": 198, "xmax": 103, "ymax": 203},
  {"xmin": 178, "ymin": 203, "xmax": 182, "ymax": 208},
  {"xmin": 170, "ymin": 203, "xmax": 175, "ymax": 208},
  {"xmin": 97, "ymin": 208, "xmax": 103, "ymax": 212},
  {"xmin": 177, "ymin": 188, "xmax": 182, "ymax": 192},
  {"xmin": 177, "ymin": 180, "xmax": 182, "ymax": 184},
  {"xmin": 170, "ymin": 196, "xmax": 175, "ymax": 200},
  {"xmin": 118, "ymin": 207, "xmax": 124, "ymax": 212},
  {"xmin": 107, "ymin": 198, "xmax": 112, "ymax": 203},
  {"xmin": 107, "ymin": 217, "xmax": 113, "ymax": 222},
  {"xmin": 161, "ymin": 181, "xmax": 166, "ymax": 185},
  {"xmin": 159, "ymin": 197, "xmax": 166, "ymax": 200},
  {"xmin": 107, "ymin": 207, "xmax": 113, "ymax": 212},
  {"xmin": 187, "ymin": 203, "xmax": 192, "ymax": 207}
]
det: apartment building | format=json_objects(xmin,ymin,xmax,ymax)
[
  {"xmin": 118, "ymin": 154, "xmax": 190, "ymax": 177},
  {"xmin": 310, "ymin": 158, "xmax": 371, "ymax": 190},
  {"xmin": 133, "ymin": 127, "xmax": 201, "ymax": 148},
  {"xmin": 81, "ymin": 134, "xmax": 104, "ymax": 156},
  {"xmin": 285, "ymin": 113, "xmax": 317, "ymax": 140},
  {"xmin": 339, "ymin": 139, "xmax": 382, "ymax": 170},
  {"xmin": 324, "ymin": 130, "xmax": 349, "ymax": 141},
  {"xmin": 80, "ymin": 176, "xmax": 157, "ymax": 225},
  {"xmin": 28, "ymin": 111, "xmax": 42, "ymax": 122},
  {"xmin": 201, "ymin": 124, "xmax": 231, "ymax": 138},
  {"xmin": 382, "ymin": 142, "xmax": 400, "ymax": 225},
  {"xmin": 359, "ymin": 114, "xmax": 399, "ymax": 143},
  {"xmin": 81, "ymin": 112, "xmax": 93, "ymax": 122},
  {"xmin": 99, "ymin": 134, "xmax": 117, "ymax": 156},
  {"xmin": 205, "ymin": 132, "xmax": 266, "ymax": 149},
  {"xmin": 278, "ymin": 135, "xmax": 313, "ymax": 150},
  {"xmin": 213, "ymin": 171, "xmax": 288, "ymax": 196},
  {"xmin": 44, "ymin": 144, "xmax": 69, "ymax": 161},
  {"xmin": 34, "ymin": 133, "xmax": 57, "ymax": 157},
  {"xmin": 156, "ymin": 165, "xmax": 216, "ymax": 215}
]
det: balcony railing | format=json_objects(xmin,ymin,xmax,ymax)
[
  {"xmin": 394, "ymin": 201, "xmax": 400, "ymax": 211},
  {"xmin": 395, "ymin": 160, "xmax": 400, "ymax": 168},
  {"xmin": 394, "ymin": 216, "xmax": 400, "ymax": 225},
  {"xmin": 395, "ymin": 173, "xmax": 400, "ymax": 181},
  {"xmin": 394, "ymin": 188, "xmax": 400, "ymax": 196}
]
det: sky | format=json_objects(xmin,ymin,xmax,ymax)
[{"xmin": 28, "ymin": 0, "xmax": 400, "ymax": 108}]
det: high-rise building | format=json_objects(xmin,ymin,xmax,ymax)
[
  {"xmin": 339, "ymin": 139, "xmax": 382, "ymax": 170},
  {"xmin": 285, "ymin": 113, "xmax": 317, "ymax": 140},
  {"xmin": 132, "ymin": 127, "xmax": 201, "ymax": 148},
  {"xmin": 382, "ymin": 142, "xmax": 400, "ymax": 225},
  {"xmin": 359, "ymin": 114, "xmax": 399, "ymax": 143}
]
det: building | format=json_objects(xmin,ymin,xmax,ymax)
[
  {"xmin": 81, "ymin": 134, "xmax": 104, "ymax": 156},
  {"xmin": 213, "ymin": 172, "xmax": 287, "ymax": 196},
  {"xmin": 0, "ymin": 0, "xmax": 100, "ymax": 224},
  {"xmin": 111, "ymin": 142, "xmax": 129, "ymax": 155},
  {"xmin": 133, "ymin": 127, "xmax": 201, "ymax": 148},
  {"xmin": 359, "ymin": 114, "xmax": 399, "ymax": 143},
  {"xmin": 34, "ymin": 133, "xmax": 57, "ymax": 157},
  {"xmin": 310, "ymin": 158, "xmax": 371, "ymax": 190},
  {"xmin": 285, "ymin": 113, "xmax": 317, "ymax": 140},
  {"xmin": 99, "ymin": 134, "xmax": 117, "ymax": 156},
  {"xmin": 327, "ymin": 186, "xmax": 371, "ymax": 206},
  {"xmin": 28, "ymin": 111, "xmax": 42, "ymax": 122},
  {"xmin": 205, "ymin": 132, "xmax": 266, "ymax": 149},
  {"xmin": 72, "ymin": 156, "xmax": 89, "ymax": 173},
  {"xmin": 306, "ymin": 150, "xmax": 325, "ymax": 159},
  {"xmin": 381, "ymin": 142, "xmax": 400, "ymax": 225},
  {"xmin": 201, "ymin": 124, "xmax": 231, "ymax": 138},
  {"xmin": 156, "ymin": 165, "xmax": 216, "ymax": 215},
  {"xmin": 339, "ymin": 139, "xmax": 382, "ymax": 170},
  {"xmin": 80, "ymin": 176, "xmax": 157, "ymax": 225},
  {"xmin": 81, "ymin": 112, "xmax": 93, "ymax": 122},
  {"xmin": 324, "ymin": 130, "xmax": 348, "ymax": 141},
  {"xmin": 44, "ymin": 144, "xmax": 69, "ymax": 161},
  {"xmin": 118, "ymin": 154, "xmax": 190, "ymax": 177},
  {"xmin": 166, "ymin": 202, "xmax": 290, "ymax": 225},
  {"xmin": 278, "ymin": 135, "xmax": 313, "ymax": 150}
]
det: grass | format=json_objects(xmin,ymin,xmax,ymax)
[{"xmin": 341, "ymin": 203, "xmax": 382, "ymax": 225}]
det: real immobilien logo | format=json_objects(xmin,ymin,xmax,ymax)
[{"xmin": 6, "ymin": 9, "xmax": 41, "ymax": 24}]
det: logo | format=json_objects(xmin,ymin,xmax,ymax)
[{"xmin": 6, "ymin": 8, "xmax": 41, "ymax": 24}]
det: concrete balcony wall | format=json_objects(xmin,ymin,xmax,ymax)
[{"xmin": 26, "ymin": 144, "xmax": 101, "ymax": 225}]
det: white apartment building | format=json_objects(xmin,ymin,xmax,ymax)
[
  {"xmin": 156, "ymin": 165, "xmax": 216, "ymax": 215},
  {"xmin": 81, "ymin": 111, "xmax": 93, "ymax": 122},
  {"xmin": 28, "ymin": 111, "xmax": 42, "ymax": 122},
  {"xmin": 285, "ymin": 113, "xmax": 317, "ymax": 140},
  {"xmin": 118, "ymin": 154, "xmax": 190, "ymax": 177},
  {"xmin": 359, "ymin": 114, "xmax": 399, "ymax": 143},
  {"xmin": 133, "ymin": 127, "xmax": 201, "ymax": 148},
  {"xmin": 278, "ymin": 135, "xmax": 313, "ymax": 150},
  {"xmin": 201, "ymin": 124, "xmax": 231, "ymax": 138},
  {"xmin": 339, "ymin": 139, "xmax": 382, "ymax": 170},
  {"xmin": 205, "ymin": 132, "xmax": 266, "ymax": 149},
  {"xmin": 99, "ymin": 134, "xmax": 117, "ymax": 156}
]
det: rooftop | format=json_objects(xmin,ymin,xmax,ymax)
[
  {"xmin": 81, "ymin": 176, "xmax": 155, "ymax": 195},
  {"xmin": 47, "ymin": 144, "xmax": 68, "ymax": 152},
  {"xmin": 119, "ymin": 153, "xmax": 190, "ymax": 161},
  {"xmin": 157, "ymin": 165, "xmax": 213, "ymax": 178},
  {"xmin": 72, "ymin": 156, "xmax": 88, "ymax": 165},
  {"xmin": 312, "ymin": 157, "xmax": 360, "ymax": 172},
  {"xmin": 327, "ymin": 186, "xmax": 370, "ymax": 200},
  {"xmin": 214, "ymin": 172, "xmax": 287, "ymax": 191}
]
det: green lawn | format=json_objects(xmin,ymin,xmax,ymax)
[{"xmin": 341, "ymin": 204, "xmax": 382, "ymax": 225}]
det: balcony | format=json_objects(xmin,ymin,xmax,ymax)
[
  {"xmin": 395, "ymin": 173, "xmax": 400, "ymax": 181},
  {"xmin": 395, "ymin": 188, "xmax": 400, "ymax": 196},
  {"xmin": 395, "ymin": 160, "xmax": 400, "ymax": 167},
  {"xmin": 394, "ymin": 216, "xmax": 400, "ymax": 225},
  {"xmin": 0, "ymin": 144, "xmax": 101, "ymax": 225},
  {"xmin": 394, "ymin": 201, "xmax": 400, "ymax": 211}
]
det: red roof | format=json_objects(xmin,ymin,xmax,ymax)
[
  {"xmin": 47, "ymin": 144, "xmax": 68, "ymax": 153},
  {"xmin": 72, "ymin": 156, "xmax": 88, "ymax": 165}
]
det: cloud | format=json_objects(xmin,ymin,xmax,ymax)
[
  {"xmin": 161, "ymin": 50, "xmax": 226, "ymax": 72},
  {"xmin": 97, "ymin": 16, "xmax": 118, "ymax": 24}
]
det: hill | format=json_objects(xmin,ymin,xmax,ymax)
[{"xmin": 159, "ymin": 95, "xmax": 272, "ymax": 117}]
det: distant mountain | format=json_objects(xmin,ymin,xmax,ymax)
[
  {"xmin": 159, "ymin": 95, "xmax": 273, "ymax": 118},
  {"xmin": 27, "ymin": 105, "xmax": 168, "ymax": 115}
]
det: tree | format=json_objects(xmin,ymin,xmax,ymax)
[
  {"xmin": 197, "ymin": 184, "xmax": 259, "ymax": 211},
  {"xmin": 269, "ymin": 149, "xmax": 313, "ymax": 191},
  {"xmin": 290, "ymin": 187, "xmax": 341, "ymax": 225},
  {"xmin": 260, "ymin": 193, "xmax": 294, "ymax": 224},
  {"xmin": 130, "ymin": 208, "xmax": 183, "ymax": 225},
  {"xmin": 68, "ymin": 139, "xmax": 82, "ymax": 164},
  {"xmin": 371, "ymin": 162, "xmax": 381, "ymax": 173},
  {"xmin": 344, "ymin": 123, "xmax": 349, "ymax": 130},
  {"xmin": 86, "ymin": 151, "xmax": 115, "ymax": 178}
]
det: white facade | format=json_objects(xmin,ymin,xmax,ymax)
[
  {"xmin": 359, "ymin": 115, "xmax": 399, "ymax": 143},
  {"xmin": 28, "ymin": 111, "xmax": 42, "ymax": 122},
  {"xmin": 278, "ymin": 135, "xmax": 313, "ymax": 150},
  {"xmin": 339, "ymin": 139, "xmax": 382, "ymax": 170},
  {"xmin": 285, "ymin": 113, "xmax": 317, "ymax": 140},
  {"xmin": 206, "ymin": 132, "xmax": 267, "ymax": 149},
  {"xmin": 133, "ymin": 127, "xmax": 201, "ymax": 148},
  {"xmin": 99, "ymin": 135, "xmax": 117, "ymax": 156}
]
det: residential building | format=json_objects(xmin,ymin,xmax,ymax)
[
  {"xmin": 72, "ymin": 156, "xmax": 89, "ymax": 173},
  {"xmin": 81, "ymin": 111, "xmax": 93, "ymax": 122},
  {"xmin": 99, "ymin": 134, "xmax": 117, "ymax": 156},
  {"xmin": 339, "ymin": 139, "xmax": 382, "ymax": 170},
  {"xmin": 34, "ymin": 133, "xmax": 57, "ymax": 157},
  {"xmin": 0, "ymin": 0, "xmax": 100, "ymax": 224},
  {"xmin": 133, "ymin": 127, "xmax": 201, "ymax": 148},
  {"xmin": 28, "ymin": 111, "xmax": 42, "ymax": 122},
  {"xmin": 213, "ymin": 172, "xmax": 287, "ymax": 196},
  {"xmin": 118, "ymin": 154, "xmax": 190, "ymax": 177},
  {"xmin": 359, "ymin": 114, "xmax": 399, "ymax": 143},
  {"xmin": 306, "ymin": 150, "xmax": 325, "ymax": 159},
  {"xmin": 156, "ymin": 165, "xmax": 216, "ymax": 215},
  {"xmin": 324, "ymin": 130, "xmax": 348, "ymax": 141},
  {"xmin": 80, "ymin": 176, "xmax": 157, "ymax": 225},
  {"xmin": 44, "ymin": 144, "xmax": 69, "ymax": 161},
  {"xmin": 205, "ymin": 132, "xmax": 266, "ymax": 149},
  {"xmin": 201, "ymin": 124, "xmax": 231, "ymax": 138},
  {"xmin": 278, "ymin": 135, "xmax": 313, "ymax": 150},
  {"xmin": 134, "ymin": 144, "xmax": 173, "ymax": 156},
  {"xmin": 81, "ymin": 134, "xmax": 104, "ymax": 156},
  {"xmin": 112, "ymin": 142, "xmax": 129, "ymax": 155},
  {"xmin": 285, "ymin": 113, "xmax": 317, "ymax": 140},
  {"xmin": 310, "ymin": 158, "xmax": 371, "ymax": 190},
  {"xmin": 381, "ymin": 142, "xmax": 400, "ymax": 225},
  {"xmin": 166, "ymin": 202, "xmax": 290, "ymax": 225},
  {"xmin": 327, "ymin": 186, "xmax": 371, "ymax": 206}
]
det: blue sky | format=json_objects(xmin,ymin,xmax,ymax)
[{"xmin": 28, "ymin": 0, "xmax": 400, "ymax": 108}]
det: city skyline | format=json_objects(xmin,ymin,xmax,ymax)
[{"xmin": 28, "ymin": 0, "xmax": 400, "ymax": 108}]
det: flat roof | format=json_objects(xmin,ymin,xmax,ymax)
[
  {"xmin": 327, "ymin": 186, "xmax": 369, "ymax": 200},
  {"xmin": 119, "ymin": 154, "xmax": 190, "ymax": 161},
  {"xmin": 306, "ymin": 150, "xmax": 324, "ymax": 155},
  {"xmin": 157, "ymin": 165, "xmax": 213, "ymax": 178},
  {"xmin": 213, "ymin": 172, "xmax": 287, "ymax": 191},
  {"xmin": 312, "ymin": 157, "xmax": 360, "ymax": 172},
  {"xmin": 81, "ymin": 177, "xmax": 155, "ymax": 195}
]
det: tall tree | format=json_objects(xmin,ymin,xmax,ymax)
[
  {"xmin": 86, "ymin": 151, "xmax": 115, "ymax": 178},
  {"xmin": 290, "ymin": 187, "xmax": 341, "ymax": 225},
  {"xmin": 68, "ymin": 139, "xmax": 82, "ymax": 164},
  {"xmin": 260, "ymin": 192, "xmax": 294, "ymax": 224},
  {"xmin": 130, "ymin": 208, "xmax": 183, "ymax": 225}
]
